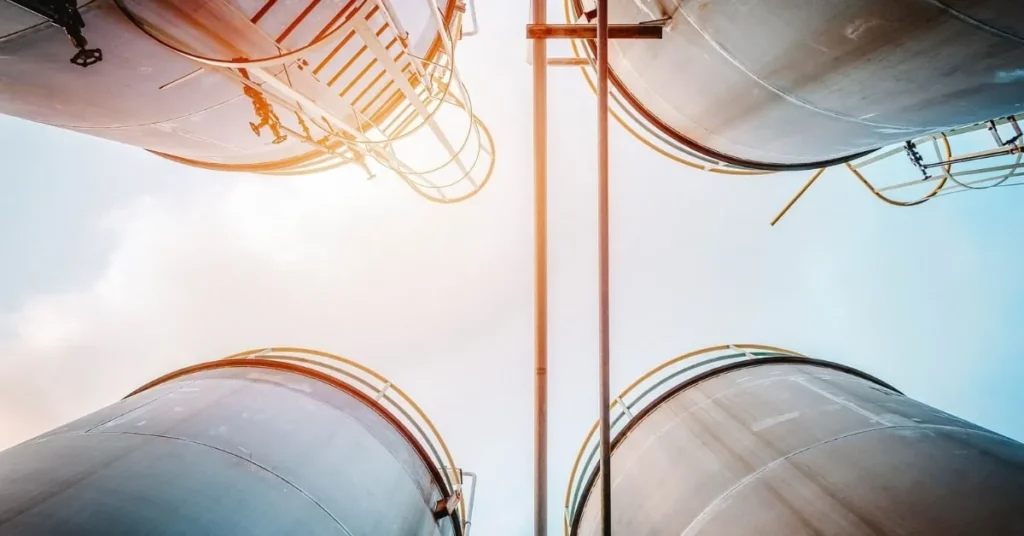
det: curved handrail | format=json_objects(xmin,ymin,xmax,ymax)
[{"xmin": 562, "ymin": 343, "xmax": 808, "ymax": 535}]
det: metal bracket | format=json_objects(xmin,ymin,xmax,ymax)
[
  {"xmin": 9, "ymin": 0, "xmax": 103, "ymax": 67},
  {"xmin": 247, "ymin": 348, "xmax": 273, "ymax": 359},
  {"xmin": 615, "ymin": 397, "xmax": 633, "ymax": 419},
  {"xmin": 432, "ymin": 487, "xmax": 463, "ymax": 520},
  {"xmin": 526, "ymin": 22, "xmax": 664, "ymax": 40},
  {"xmin": 988, "ymin": 117, "xmax": 1023, "ymax": 148},
  {"xmin": 728, "ymin": 344, "xmax": 757, "ymax": 361},
  {"xmin": 904, "ymin": 140, "xmax": 929, "ymax": 180},
  {"xmin": 374, "ymin": 381, "xmax": 392, "ymax": 402}
]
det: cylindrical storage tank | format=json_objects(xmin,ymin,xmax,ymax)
[
  {"xmin": 0, "ymin": 347, "xmax": 475, "ymax": 535},
  {"xmin": 566, "ymin": 0, "xmax": 1024, "ymax": 171},
  {"xmin": 565, "ymin": 344, "xmax": 1024, "ymax": 535},
  {"xmin": 0, "ymin": 0, "xmax": 492, "ymax": 201}
]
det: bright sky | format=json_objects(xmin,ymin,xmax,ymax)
[{"xmin": 2, "ymin": 3, "xmax": 1024, "ymax": 536}]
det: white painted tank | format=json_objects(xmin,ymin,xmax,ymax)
[
  {"xmin": 0, "ymin": 0, "xmax": 492, "ymax": 202},
  {"xmin": 566, "ymin": 0, "xmax": 1024, "ymax": 172}
]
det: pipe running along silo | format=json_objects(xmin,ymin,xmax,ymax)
[
  {"xmin": 562, "ymin": 0, "xmax": 1024, "ymax": 193},
  {"xmin": 0, "ymin": 0, "xmax": 492, "ymax": 202},
  {"xmin": 564, "ymin": 344, "xmax": 1024, "ymax": 535},
  {"xmin": 0, "ymin": 347, "xmax": 477, "ymax": 535}
]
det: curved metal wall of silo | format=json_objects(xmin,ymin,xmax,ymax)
[
  {"xmin": 565, "ymin": 345, "xmax": 1024, "ymax": 535},
  {"xmin": 0, "ymin": 0, "xmax": 493, "ymax": 202},
  {"xmin": 564, "ymin": 0, "xmax": 1024, "ymax": 172},
  {"xmin": 0, "ymin": 348, "xmax": 475, "ymax": 536}
]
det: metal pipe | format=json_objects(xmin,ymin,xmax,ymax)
[
  {"xmin": 921, "ymin": 144, "xmax": 1022, "ymax": 169},
  {"xmin": 548, "ymin": 57, "xmax": 590, "ymax": 66},
  {"xmin": 596, "ymin": 0, "xmax": 612, "ymax": 534},
  {"xmin": 526, "ymin": 24, "xmax": 663, "ymax": 39},
  {"xmin": 531, "ymin": 0, "xmax": 549, "ymax": 533},
  {"xmin": 462, "ymin": 471, "xmax": 479, "ymax": 535},
  {"xmin": 462, "ymin": 0, "xmax": 480, "ymax": 37},
  {"xmin": 769, "ymin": 168, "xmax": 825, "ymax": 226}
]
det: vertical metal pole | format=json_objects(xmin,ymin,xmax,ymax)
[
  {"xmin": 596, "ymin": 0, "xmax": 612, "ymax": 534},
  {"xmin": 531, "ymin": 0, "xmax": 549, "ymax": 534}
]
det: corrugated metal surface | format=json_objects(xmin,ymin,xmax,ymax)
[
  {"xmin": 573, "ymin": 361, "xmax": 1024, "ymax": 535},
  {"xmin": 584, "ymin": 0, "xmax": 1024, "ymax": 169},
  {"xmin": 0, "ymin": 366, "xmax": 455, "ymax": 536}
]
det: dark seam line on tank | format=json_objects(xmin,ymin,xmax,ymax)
[
  {"xmin": 919, "ymin": 0, "xmax": 1024, "ymax": 45},
  {"xmin": 84, "ymin": 430, "xmax": 355, "ymax": 536},
  {"xmin": 79, "ymin": 380, "xmax": 199, "ymax": 434},
  {"xmin": 0, "ymin": 0, "xmax": 100, "ymax": 43},
  {"xmin": 672, "ymin": 7, "xmax": 923, "ymax": 131},
  {"xmin": 623, "ymin": 368, "xmax": 897, "ymax": 447},
  {"xmin": 679, "ymin": 424, "xmax": 1016, "ymax": 536},
  {"xmin": 20, "ymin": 379, "xmax": 200, "ymax": 446},
  {"xmin": 44, "ymin": 60, "xmax": 287, "ymax": 131},
  {"xmin": 604, "ymin": 374, "xmax": 798, "ymax": 447},
  {"xmin": 237, "ymin": 375, "xmax": 435, "ymax": 492},
  {"xmin": 41, "ymin": 94, "xmax": 249, "ymax": 131},
  {"xmin": 657, "ymin": 370, "xmax": 902, "ymax": 433},
  {"xmin": 241, "ymin": 365, "xmax": 451, "ymax": 503},
  {"xmin": 657, "ymin": 375, "xmax": 808, "ymax": 433}
]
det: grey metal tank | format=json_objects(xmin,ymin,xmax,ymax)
[
  {"xmin": 0, "ymin": 1, "xmax": 492, "ymax": 201},
  {"xmin": 566, "ymin": 345, "xmax": 1024, "ymax": 535},
  {"xmin": 569, "ymin": 0, "xmax": 1024, "ymax": 170},
  {"xmin": 0, "ymin": 348, "xmax": 474, "ymax": 536}
]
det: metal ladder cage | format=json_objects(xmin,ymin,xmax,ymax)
[
  {"xmin": 114, "ymin": 0, "xmax": 495, "ymax": 203},
  {"xmin": 843, "ymin": 115, "xmax": 1024, "ymax": 206},
  {"xmin": 136, "ymin": 346, "xmax": 478, "ymax": 534},
  {"xmin": 561, "ymin": 344, "xmax": 809, "ymax": 535},
  {"xmin": 769, "ymin": 114, "xmax": 1024, "ymax": 224}
]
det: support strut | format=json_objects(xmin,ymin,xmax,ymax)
[{"xmin": 527, "ymin": 12, "xmax": 663, "ymax": 536}]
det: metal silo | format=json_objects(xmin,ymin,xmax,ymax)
[
  {"xmin": 564, "ymin": 344, "xmax": 1024, "ymax": 535},
  {"xmin": 556, "ymin": 0, "xmax": 1024, "ymax": 209},
  {"xmin": 0, "ymin": 347, "xmax": 477, "ymax": 535},
  {"xmin": 0, "ymin": 0, "xmax": 492, "ymax": 202}
]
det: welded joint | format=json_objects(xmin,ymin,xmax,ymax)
[
  {"xmin": 728, "ymin": 345, "xmax": 756, "ymax": 361},
  {"xmin": 375, "ymin": 381, "xmax": 392, "ymax": 402},
  {"xmin": 253, "ymin": 348, "xmax": 273, "ymax": 358},
  {"xmin": 615, "ymin": 397, "xmax": 633, "ymax": 419},
  {"xmin": 989, "ymin": 117, "xmax": 1023, "ymax": 148},
  {"xmin": 433, "ymin": 487, "xmax": 463, "ymax": 520}
]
